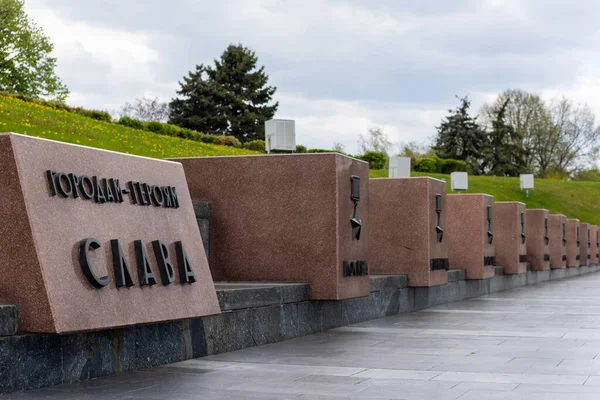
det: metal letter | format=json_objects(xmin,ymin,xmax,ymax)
[
  {"xmin": 56, "ymin": 172, "xmax": 72, "ymax": 198},
  {"xmin": 175, "ymin": 241, "xmax": 196, "ymax": 284},
  {"xmin": 152, "ymin": 240, "xmax": 175, "ymax": 285},
  {"xmin": 110, "ymin": 239, "xmax": 134, "ymax": 288},
  {"xmin": 78, "ymin": 238, "xmax": 110, "ymax": 289},
  {"xmin": 135, "ymin": 240, "xmax": 157, "ymax": 286},
  {"xmin": 46, "ymin": 170, "xmax": 57, "ymax": 196}
]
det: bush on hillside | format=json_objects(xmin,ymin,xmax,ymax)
[
  {"xmin": 117, "ymin": 116, "xmax": 145, "ymax": 130},
  {"xmin": 295, "ymin": 145, "xmax": 307, "ymax": 153},
  {"xmin": 243, "ymin": 140, "xmax": 266, "ymax": 152},
  {"xmin": 413, "ymin": 156, "xmax": 469, "ymax": 174},
  {"xmin": 213, "ymin": 135, "xmax": 242, "ymax": 148},
  {"xmin": 73, "ymin": 108, "xmax": 112, "ymax": 122},
  {"xmin": 359, "ymin": 151, "xmax": 388, "ymax": 170}
]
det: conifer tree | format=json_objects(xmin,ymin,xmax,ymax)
[{"xmin": 169, "ymin": 44, "xmax": 278, "ymax": 142}]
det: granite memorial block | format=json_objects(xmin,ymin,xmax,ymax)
[
  {"xmin": 493, "ymin": 202, "xmax": 527, "ymax": 275},
  {"xmin": 591, "ymin": 225, "xmax": 600, "ymax": 265},
  {"xmin": 580, "ymin": 223, "xmax": 591, "ymax": 266},
  {"xmin": 172, "ymin": 153, "xmax": 370, "ymax": 300},
  {"xmin": 369, "ymin": 177, "xmax": 448, "ymax": 287},
  {"xmin": 0, "ymin": 133, "xmax": 221, "ymax": 333},
  {"xmin": 548, "ymin": 214, "xmax": 567, "ymax": 269},
  {"xmin": 566, "ymin": 218, "xmax": 581, "ymax": 268},
  {"xmin": 447, "ymin": 194, "xmax": 496, "ymax": 280},
  {"xmin": 526, "ymin": 209, "xmax": 550, "ymax": 271}
]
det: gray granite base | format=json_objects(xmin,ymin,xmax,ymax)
[{"xmin": 1, "ymin": 265, "xmax": 599, "ymax": 394}]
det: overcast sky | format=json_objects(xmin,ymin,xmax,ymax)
[{"xmin": 24, "ymin": 0, "xmax": 600, "ymax": 153}]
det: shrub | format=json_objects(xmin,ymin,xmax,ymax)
[
  {"xmin": 358, "ymin": 151, "xmax": 388, "ymax": 170},
  {"xmin": 212, "ymin": 135, "xmax": 241, "ymax": 148},
  {"xmin": 243, "ymin": 140, "xmax": 266, "ymax": 152},
  {"xmin": 413, "ymin": 157, "xmax": 439, "ymax": 173},
  {"xmin": 295, "ymin": 145, "xmax": 307, "ymax": 153},
  {"xmin": 146, "ymin": 121, "xmax": 163, "ymax": 133},
  {"xmin": 440, "ymin": 158, "xmax": 469, "ymax": 174},
  {"xmin": 117, "ymin": 116, "xmax": 145, "ymax": 130},
  {"xmin": 307, "ymin": 148, "xmax": 334, "ymax": 153},
  {"xmin": 414, "ymin": 157, "xmax": 470, "ymax": 174},
  {"xmin": 74, "ymin": 108, "xmax": 112, "ymax": 122}
]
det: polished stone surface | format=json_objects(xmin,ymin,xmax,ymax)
[
  {"xmin": 14, "ymin": 272, "xmax": 600, "ymax": 399},
  {"xmin": 493, "ymin": 202, "xmax": 526, "ymax": 275},
  {"xmin": 581, "ymin": 223, "xmax": 592, "ymax": 267},
  {"xmin": 526, "ymin": 209, "xmax": 550, "ymax": 271},
  {"xmin": 174, "ymin": 153, "xmax": 370, "ymax": 300},
  {"xmin": 592, "ymin": 226, "xmax": 600, "ymax": 265},
  {"xmin": 567, "ymin": 219, "xmax": 581, "ymax": 268},
  {"xmin": 0, "ymin": 133, "xmax": 220, "ymax": 333},
  {"xmin": 549, "ymin": 214, "xmax": 567, "ymax": 269},
  {"xmin": 447, "ymin": 194, "xmax": 495, "ymax": 280},
  {"xmin": 369, "ymin": 177, "xmax": 448, "ymax": 287}
]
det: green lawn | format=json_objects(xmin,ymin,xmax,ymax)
[
  {"xmin": 370, "ymin": 170, "xmax": 600, "ymax": 225},
  {"xmin": 0, "ymin": 95, "xmax": 259, "ymax": 158}
]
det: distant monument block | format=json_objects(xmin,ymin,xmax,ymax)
[
  {"xmin": 447, "ymin": 194, "xmax": 496, "ymax": 280},
  {"xmin": 493, "ymin": 202, "xmax": 527, "ymax": 275},
  {"xmin": 0, "ymin": 133, "xmax": 220, "ymax": 333},
  {"xmin": 566, "ymin": 218, "xmax": 581, "ymax": 268},
  {"xmin": 591, "ymin": 225, "xmax": 600, "ymax": 265},
  {"xmin": 580, "ymin": 223, "xmax": 591, "ymax": 266},
  {"xmin": 173, "ymin": 153, "xmax": 370, "ymax": 300},
  {"xmin": 526, "ymin": 209, "xmax": 550, "ymax": 271},
  {"xmin": 369, "ymin": 177, "xmax": 448, "ymax": 287},
  {"xmin": 548, "ymin": 214, "xmax": 567, "ymax": 269}
]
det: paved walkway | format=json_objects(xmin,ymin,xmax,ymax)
[{"xmin": 11, "ymin": 273, "xmax": 600, "ymax": 399}]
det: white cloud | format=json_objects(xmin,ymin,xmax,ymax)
[{"xmin": 19, "ymin": 0, "xmax": 600, "ymax": 153}]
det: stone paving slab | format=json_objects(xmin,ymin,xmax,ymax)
[{"xmin": 9, "ymin": 272, "xmax": 600, "ymax": 399}]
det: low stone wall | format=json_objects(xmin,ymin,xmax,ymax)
[{"xmin": 1, "ymin": 265, "xmax": 599, "ymax": 394}]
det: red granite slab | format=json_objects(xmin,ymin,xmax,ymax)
[
  {"xmin": 526, "ymin": 209, "xmax": 550, "ymax": 271},
  {"xmin": 548, "ymin": 214, "xmax": 567, "ymax": 269},
  {"xmin": 0, "ymin": 133, "xmax": 220, "ymax": 333},
  {"xmin": 591, "ymin": 225, "xmax": 600, "ymax": 265},
  {"xmin": 493, "ymin": 202, "xmax": 527, "ymax": 275},
  {"xmin": 369, "ymin": 178, "xmax": 448, "ymax": 287},
  {"xmin": 580, "ymin": 223, "xmax": 591, "ymax": 266},
  {"xmin": 172, "ymin": 154, "xmax": 370, "ymax": 300},
  {"xmin": 566, "ymin": 218, "xmax": 581, "ymax": 268},
  {"xmin": 447, "ymin": 194, "xmax": 496, "ymax": 280}
]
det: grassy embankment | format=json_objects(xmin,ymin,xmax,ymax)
[
  {"xmin": 370, "ymin": 169, "xmax": 600, "ymax": 225},
  {"xmin": 0, "ymin": 95, "xmax": 259, "ymax": 158}
]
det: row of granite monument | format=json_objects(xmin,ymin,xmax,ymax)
[
  {"xmin": 174, "ymin": 153, "xmax": 596, "ymax": 297},
  {"xmin": 0, "ymin": 132, "xmax": 595, "ymax": 334}
]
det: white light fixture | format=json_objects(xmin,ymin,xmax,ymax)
[
  {"xmin": 388, "ymin": 156, "xmax": 411, "ymax": 178},
  {"xmin": 520, "ymin": 174, "xmax": 534, "ymax": 198},
  {"xmin": 451, "ymin": 172, "xmax": 468, "ymax": 193}
]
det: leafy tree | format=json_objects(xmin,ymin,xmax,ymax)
[
  {"xmin": 120, "ymin": 97, "xmax": 169, "ymax": 122},
  {"xmin": 547, "ymin": 98, "xmax": 600, "ymax": 176},
  {"xmin": 169, "ymin": 44, "xmax": 278, "ymax": 142},
  {"xmin": 481, "ymin": 89, "xmax": 549, "ymax": 174},
  {"xmin": 482, "ymin": 90, "xmax": 600, "ymax": 177},
  {"xmin": 0, "ymin": 0, "xmax": 68, "ymax": 99},
  {"xmin": 487, "ymin": 99, "xmax": 525, "ymax": 176},
  {"xmin": 433, "ymin": 96, "xmax": 488, "ymax": 174},
  {"xmin": 358, "ymin": 127, "xmax": 393, "ymax": 154}
]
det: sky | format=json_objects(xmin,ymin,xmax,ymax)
[{"xmin": 23, "ymin": 0, "xmax": 600, "ymax": 154}]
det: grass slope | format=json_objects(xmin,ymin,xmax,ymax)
[
  {"xmin": 0, "ymin": 95, "xmax": 259, "ymax": 158},
  {"xmin": 370, "ymin": 169, "xmax": 600, "ymax": 225}
]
